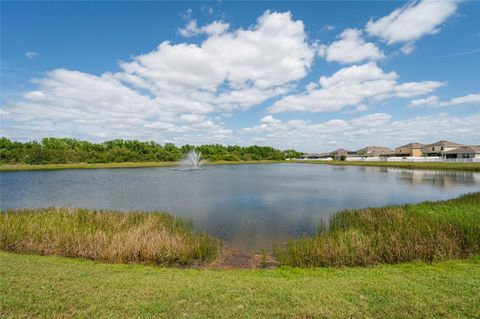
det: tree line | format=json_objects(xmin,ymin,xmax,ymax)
[{"xmin": 0, "ymin": 137, "xmax": 303, "ymax": 164}]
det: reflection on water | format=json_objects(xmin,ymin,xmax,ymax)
[
  {"xmin": 1, "ymin": 164, "xmax": 479, "ymax": 251},
  {"xmin": 386, "ymin": 168, "xmax": 480, "ymax": 187}
]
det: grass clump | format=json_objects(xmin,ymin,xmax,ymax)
[
  {"xmin": 298, "ymin": 160, "xmax": 480, "ymax": 171},
  {"xmin": 276, "ymin": 193, "xmax": 480, "ymax": 267},
  {"xmin": 0, "ymin": 207, "xmax": 219, "ymax": 266}
]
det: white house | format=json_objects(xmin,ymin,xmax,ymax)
[{"xmin": 443, "ymin": 146, "xmax": 480, "ymax": 159}]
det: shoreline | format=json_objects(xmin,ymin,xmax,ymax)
[
  {"xmin": 2, "ymin": 193, "xmax": 479, "ymax": 268},
  {"xmin": 1, "ymin": 159, "xmax": 479, "ymax": 171},
  {"xmin": 0, "ymin": 160, "xmax": 284, "ymax": 171},
  {"xmin": 293, "ymin": 160, "xmax": 480, "ymax": 172}
]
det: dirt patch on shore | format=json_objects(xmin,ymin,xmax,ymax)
[{"xmin": 207, "ymin": 247, "xmax": 278, "ymax": 269}]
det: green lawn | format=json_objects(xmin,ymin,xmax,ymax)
[
  {"xmin": 296, "ymin": 160, "xmax": 480, "ymax": 171},
  {"xmin": 1, "ymin": 251, "xmax": 479, "ymax": 318},
  {"xmin": 0, "ymin": 160, "xmax": 283, "ymax": 171},
  {"xmin": 2, "ymin": 159, "xmax": 479, "ymax": 171}
]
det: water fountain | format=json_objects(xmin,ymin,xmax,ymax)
[{"xmin": 181, "ymin": 149, "xmax": 205, "ymax": 170}]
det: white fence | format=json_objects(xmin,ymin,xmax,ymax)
[{"xmin": 345, "ymin": 156, "xmax": 480, "ymax": 163}]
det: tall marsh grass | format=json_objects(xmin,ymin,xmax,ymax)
[
  {"xmin": 0, "ymin": 208, "xmax": 219, "ymax": 266},
  {"xmin": 276, "ymin": 193, "xmax": 480, "ymax": 267}
]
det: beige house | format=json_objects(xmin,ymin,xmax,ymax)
[
  {"xmin": 443, "ymin": 146, "xmax": 480, "ymax": 159},
  {"xmin": 330, "ymin": 148, "xmax": 357, "ymax": 159},
  {"xmin": 421, "ymin": 140, "xmax": 464, "ymax": 157},
  {"xmin": 394, "ymin": 143, "xmax": 424, "ymax": 157},
  {"xmin": 356, "ymin": 146, "xmax": 393, "ymax": 157}
]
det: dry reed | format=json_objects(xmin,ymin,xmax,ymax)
[{"xmin": 0, "ymin": 207, "xmax": 219, "ymax": 266}]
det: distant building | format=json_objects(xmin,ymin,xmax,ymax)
[
  {"xmin": 330, "ymin": 148, "xmax": 357, "ymax": 160},
  {"xmin": 443, "ymin": 146, "xmax": 480, "ymax": 159},
  {"xmin": 421, "ymin": 140, "xmax": 464, "ymax": 157},
  {"xmin": 356, "ymin": 146, "xmax": 393, "ymax": 157},
  {"xmin": 394, "ymin": 143, "xmax": 425, "ymax": 157}
]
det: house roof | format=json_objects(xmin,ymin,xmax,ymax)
[
  {"xmin": 422, "ymin": 140, "xmax": 464, "ymax": 148},
  {"xmin": 443, "ymin": 146, "xmax": 480, "ymax": 155},
  {"xmin": 395, "ymin": 142, "xmax": 425, "ymax": 149},
  {"xmin": 357, "ymin": 146, "xmax": 393, "ymax": 153},
  {"xmin": 331, "ymin": 148, "xmax": 353, "ymax": 154}
]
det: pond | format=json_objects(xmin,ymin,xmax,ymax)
[{"xmin": 1, "ymin": 163, "xmax": 479, "ymax": 251}]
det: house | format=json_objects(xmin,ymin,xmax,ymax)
[
  {"xmin": 394, "ymin": 143, "xmax": 425, "ymax": 157},
  {"xmin": 330, "ymin": 148, "xmax": 357, "ymax": 160},
  {"xmin": 421, "ymin": 140, "xmax": 464, "ymax": 157},
  {"xmin": 443, "ymin": 146, "xmax": 480, "ymax": 159},
  {"xmin": 356, "ymin": 146, "xmax": 393, "ymax": 157}
]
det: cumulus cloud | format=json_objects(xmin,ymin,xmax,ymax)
[
  {"xmin": 125, "ymin": 11, "xmax": 313, "ymax": 90},
  {"xmin": 241, "ymin": 112, "xmax": 480, "ymax": 151},
  {"xmin": 3, "ymin": 9, "xmax": 474, "ymax": 151},
  {"xmin": 178, "ymin": 19, "xmax": 230, "ymax": 37},
  {"xmin": 323, "ymin": 29, "xmax": 384, "ymax": 64},
  {"xmin": 25, "ymin": 51, "xmax": 38, "ymax": 60},
  {"xmin": 2, "ymin": 11, "xmax": 314, "ymax": 143},
  {"xmin": 269, "ymin": 62, "xmax": 444, "ymax": 113},
  {"xmin": 410, "ymin": 93, "xmax": 480, "ymax": 108},
  {"xmin": 119, "ymin": 10, "xmax": 314, "ymax": 110},
  {"xmin": 366, "ymin": 0, "xmax": 458, "ymax": 51}
]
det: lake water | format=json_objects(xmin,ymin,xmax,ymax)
[{"xmin": 1, "ymin": 163, "xmax": 479, "ymax": 251}]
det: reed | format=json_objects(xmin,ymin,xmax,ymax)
[
  {"xmin": 275, "ymin": 193, "xmax": 480, "ymax": 267},
  {"xmin": 0, "ymin": 207, "xmax": 219, "ymax": 266}
]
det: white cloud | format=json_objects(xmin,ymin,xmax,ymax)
[
  {"xmin": 3, "ymin": 11, "xmax": 314, "ymax": 143},
  {"xmin": 261, "ymin": 115, "xmax": 282, "ymax": 124},
  {"xmin": 269, "ymin": 62, "xmax": 443, "ymax": 113},
  {"xmin": 410, "ymin": 93, "xmax": 480, "ymax": 108},
  {"xmin": 345, "ymin": 104, "xmax": 369, "ymax": 114},
  {"xmin": 4, "ymin": 9, "xmax": 474, "ymax": 151},
  {"xmin": 120, "ymin": 10, "xmax": 314, "ymax": 110},
  {"xmin": 400, "ymin": 43, "xmax": 415, "ymax": 55},
  {"xmin": 323, "ymin": 29, "xmax": 384, "ymax": 64},
  {"xmin": 241, "ymin": 112, "xmax": 480, "ymax": 152},
  {"xmin": 395, "ymin": 81, "xmax": 445, "ymax": 98},
  {"xmin": 25, "ymin": 51, "xmax": 38, "ymax": 60},
  {"xmin": 178, "ymin": 19, "xmax": 230, "ymax": 37},
  {"xmin": 1, "ymin": 69, "xmax": 234, "ymax": 143},
  {"xmin": 366, "ymin": 0, "xmax": 458, "ymax": 47}
]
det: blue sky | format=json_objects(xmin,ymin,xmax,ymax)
[{"xmin": 1, "ymin": 1, "xmax": 479, "ymax": 152}]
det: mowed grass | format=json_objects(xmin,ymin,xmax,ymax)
[
  {"xmin": 0, "ymin": 160, "xmax": 283, "ymax": 171},
  {"xmin": 2, "ymin": 160, "xmax": 479, "ymax": 171},
  {"xmin": 0, "ymin": 161, "xmax": 179, "ymax": 170},
  {"xmin": 297, "ymin": 160, "xmax": 480, "ymax": 171},
  {"xmin": 276, "ymin": 193, "xmax": 480, "ymax": 267},
  {"xmin": 0, "ymin": 208, "xmax": 219, "ymax": 266},
  {"xmin": 1, "ymin": 251, "xmax": 479, "ymax": 318}
]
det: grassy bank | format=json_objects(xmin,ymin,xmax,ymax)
[
  {"xmin": 276, "ymin": 193, "xmax": 480, "ymax": 267},
  {"xmin": 0, "ymin": 160, "xmax": 283, "ymax": 171},
  {"xmin": 0, "ymin": 208, "xmax": 219, "ymax": 266},
  {"xmin": 296, "ymin": 160, "xmax": 480, "ymax": 171},
  {"xmin": 2, "ymin": 159, "xmax": 479, "ymax": 171},
  {"xmin": 1, "ymin": 251, "xmax": 479, "ymax": 318}
]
